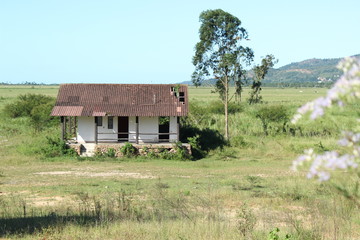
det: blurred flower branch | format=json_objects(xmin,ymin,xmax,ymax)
[{"xmin": 292, "ymin": 57, "xmax": 360, "ymax": 206}]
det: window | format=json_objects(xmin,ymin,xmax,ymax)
[
  {"xmin": 95, "ymin": 117, "xmax": 102, "ymax": 126},
  {"xmin": 108, "ymin": 116, "xmax": 113, "ymax": 129},
  {"xmin": 179, "ymin": 92, "xmax": 185, "ymax": 102}
]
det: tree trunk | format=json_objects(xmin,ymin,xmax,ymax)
[{"xmin": 224, "ymin": 75, "xmax": 229, "ymax": 140}]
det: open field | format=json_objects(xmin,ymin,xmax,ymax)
[{"xmin": 0, "ymin": 85, "xmax": 359, "ymax": 239}]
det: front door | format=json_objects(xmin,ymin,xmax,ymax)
[{"xmin": 118, "ymin": 117, "xmax": 129, "ymax": 142}]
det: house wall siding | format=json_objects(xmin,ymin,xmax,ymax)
[
  {"xmin": 77, "ymin": 117, "xmax": 95, "ymax": 143},
  {"xmin": 169, "ymin": 116, "xmax": 178, "ymax": 142},
  {"xmin": 98, "ymin": 117, "xmax": 118, "ymax": 142},
  {"xmin": 78, "ymin": 116, "xmax": 119, "ymax": 143},
  {"xmin": 77, "ymin": 116, "xmax": 178, "ymax": 143},
  {"xmin": 129, "ymin": 116, "xmax": 136, "ymax": 142},
  {"xmin": 138, "ymin": 116, "xmax": 159, "ymax": 143}
]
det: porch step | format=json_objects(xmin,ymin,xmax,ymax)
[{"xmin": 80, "ymin": 144, "xmax": 96, "ymax": 157}]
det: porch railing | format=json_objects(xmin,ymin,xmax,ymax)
[{"xmin": 96, "ymin": 132, "xmax": 178, "ymax": 143}]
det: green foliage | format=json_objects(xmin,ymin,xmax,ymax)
[
  {"xmin": 1, "ymin": 86, "xmax": 360, "ymax": 239},
  {"xmin": 192, "ymin": 9, "xmax": 253, "ymax": 84},
  {"xmin": 255, "ymin": 104, "xmax": 290, "ymax": 135},
  {"xmin": 192, "ymin": 9, "xmax": 254, "ymax": 140},
  {"xmin": 120, "ymin": 143, "xmax": 137, "ymax": 158},
  {"xmin": 159, "ymin": 116, "xmax": 170, "ymax": 125},
  {"xmin": 236, "ymin": 203, "xmax": 257, "ymax": 237},
  {"xmin": 207, "ymin": 100, "xmax": 244, "ymax": 114},
  {"xmin": 187, "ymin": 135, "xmax": 204, "ymax": 159},
  {"xmin": 146, "ymin": 142, "xmax": 191, "ymax": 161},
  {"xmin": 268, "ymin": 227, "xmax": 292, "ymax": 240},
  {"xmin": 30, "ymin": 101, "xmax": 57, "ymax": 132},
  {"xmin": 4, "ymin": 94, "xmax": 54, "ymax": 118},
  {"xmin": 249, "ymin": 55, "xmax": 277, "ymax": 104},
  {"xmin": 106, "ymin": 148, "xmax": 116, "ymax": 158},
  {"xmin": 3, "ymin": 94, "xmax": 57, "ymax": 131},
  {"xmin": 230, "ymin": 135, "xmax": 249, "ymax": 147},
  {"xmin": 41, "ymin": 137, "xmax": 77, "ymax": 158},
  {"xmin": 172, "ymin": 141, "xmax": 191, "ymax": 161},
  {"xmin": 180, "ymin": 125, "xmax": 226, "ymax": 153}
]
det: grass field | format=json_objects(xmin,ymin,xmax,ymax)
[{"xmin": 0, "ymin": 85, "xmax": 359, "ymax": 239}]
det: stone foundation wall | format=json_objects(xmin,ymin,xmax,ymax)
[
  {"xmin": 95, "ymin": 144, "xmax": 127, "ymax": 157},
  {"xmin": 68, "ymin": 143, "xmax": 191, "ymax": 158},
  {"xmin": 68, "ymin": 144, "xmax": 81, "ymax": 155},
  {"xmin": 94, "ymin": 143, "xmax": 191, "ymax": 157}
]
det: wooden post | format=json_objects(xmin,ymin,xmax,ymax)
[
  {"xmin": 74, "ymin": 117, "xmax": 77, "ymax": 140},
  {"xmin": 94, "ymin": 117, "xmax": 98, "ymax": 144},
  {"xmin": 73, "ymin": 116, "xmax": 77, "ymax": 138},
  {"xmin": 69, "ymin": 116, "xmax": 72, "ymax": 138},
  {"xmin": 61, "ymin": 116, "xmax": 65, "ymax": 141},
  {"xmin": 177, "ymin": 116, "xmax": 180, "ymax": 142},
  {"xmin": 136, "ymin": 116, "xmax": 139, "ymax": 144},
  {"xmin": 64, "ymin": 116, "xmax": 67, "ymax": 140}
]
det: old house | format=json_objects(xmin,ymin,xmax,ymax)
[{"xmin": 51, "ymin": 84, "xmax": 189, "ymax": 156}]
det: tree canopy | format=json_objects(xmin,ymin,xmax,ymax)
[
  {"xmin": 192, "ymin": 9, "xmax": 254, "ymax": 140},
  {"xmin": 192, "ymin": 9, "xmax": 253, "ymax": 86}
]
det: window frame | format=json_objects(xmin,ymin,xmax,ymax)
[
  {"xmin": 96, "ymin": 116, "xmax": 103, "ymax": 127},
  {"xmin": 108, "ymin": 116, "xmax": 114, "ymax": 129}
]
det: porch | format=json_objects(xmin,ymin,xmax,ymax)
[{"xmin": 61, "ymin": 116, "xmax": 181, "ymax": 144}]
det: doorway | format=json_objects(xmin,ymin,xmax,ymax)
[
  {"xmin": 159, "ymin": 116, "xmax": 170, "ymax": 142},
  {"xmin": 118, "ymin": 117, "xmax": 129, "ymax": 142}
]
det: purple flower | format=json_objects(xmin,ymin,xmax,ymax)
[{"xmin": 292, "ymin": 58, "xmax": 360, "ymax": 181}]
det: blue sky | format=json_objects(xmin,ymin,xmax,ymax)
[{"xmin": 0, "ymin": 0, "xmax": 359, "ymax": 84}]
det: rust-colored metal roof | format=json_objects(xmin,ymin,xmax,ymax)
[
  {"xmin": 51, "ymin": 106, "xmax": 84, "ymax": 116},
  {"xmin": 51, "ymin": 84, "xmax": 188, "ymax": 117}
]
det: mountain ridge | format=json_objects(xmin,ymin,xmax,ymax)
[{"xmin": 182, "ymin": 54, "xmax": 360, "ymax": 86}]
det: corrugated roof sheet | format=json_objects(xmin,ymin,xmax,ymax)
[
  {"xmin": 51, "ymin": 84, "xmax": 188, "ymax": 117},
  {"xmin": 51, "ymin": 106, "xmax": 84, "ymax": 116}
]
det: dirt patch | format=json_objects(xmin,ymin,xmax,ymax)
[
  {"xmin": 35, "ymin": 171, "xmax": 73, "ymax": 175},
  {"xmin": 34, "ymin": 170, "xmax": 155, "ymax": 179},
  {"xmin": 30, "ymin": 196, "xmax": 68, "ymax": 207}
]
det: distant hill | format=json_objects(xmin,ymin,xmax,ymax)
[
  {"xmin": 263, "ymin": 55, "xmax": 359, "ymax": 84},
  {"xmin": 182, "ymin": 54, "xmax": 360, "ymax": 86}
]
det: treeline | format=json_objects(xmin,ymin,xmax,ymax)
[
  {"xmin": 262, "ymin": 81, "xmax": 334, "ymax": 88},
  {"xmin": 0, "ymin": 82, "xmax": 59, "ymax": 85}
]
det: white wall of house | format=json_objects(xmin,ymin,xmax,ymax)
[
  {"xmin": 77, "ymin": 116, "xmax": 118, "ymax": 143},
  {"xmin": 97, "ymin": 116, "xmax": 118, "ymax": 142},
  {"xmin": 169, "ymin": 116, "xmax": 178, "ymax": 142},
  {"xmin": 77, "ymin": 116, "xmax": 95, "ymax": 143},
  {"xmin": 129, "ymin": 116, "xmax": 136, "ymax": 143},
  {"xmin": 138, "ymin": 116, "xmax": 159, "ymax": 143},
  {"xmin": 77, "ymin": 116, "xmax": 179, "ymax": 143}
]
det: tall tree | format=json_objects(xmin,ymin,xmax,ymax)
[
  {"xmin": 192, "ymin": 9, "xmax": 254, "ymax": 140},
  {"xmin": 248, "ymin": 55, "xmax": 278, "ymax": 104}
]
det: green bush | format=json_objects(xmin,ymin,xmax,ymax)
[
  {"xmin": 4, "ymin": 94, "xmax": 55, "ymax": 118},
  {"xmin": 142, "ymin": 142, "xmax": 191, "ymax": 161},
  {"xmin": 41, "ymin": 137, "xmax": 77, "ymax": 158},
  {"xmin": 187, "ymin": 135, "xmax": 205, "ymax": 159},
  {"xmin": 208, "ymin": 101, "xmax": 244, "ymax": 115},
  {"xmin": 120, "ymin": 143, "xmax": 137, "ymax": 157},
  {"xmin": 3, "ymin": 94, "xmax": 57, "ymax": 132},
  {"xmin": 106, "ymin": 148, "xmax": 116, "ymax": 158},
  {"xmin": 230, "ymin": 135, "xmax": 249, "ymax": 148},
  {"xmin": 255, "ymin": 104, "xmax": 290, "ymax": 135},
  {"xmin": 172, "ymin": 141, "xmax": 191, "ymax": 160},
  {"xmin": 30, "ymin": 101, "xmax": 57, "ymax": 132}
]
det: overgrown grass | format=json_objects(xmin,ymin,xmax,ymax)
[{"xmin": 0, "ymin": 85, "xmax": 359, "ymax": 239}]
